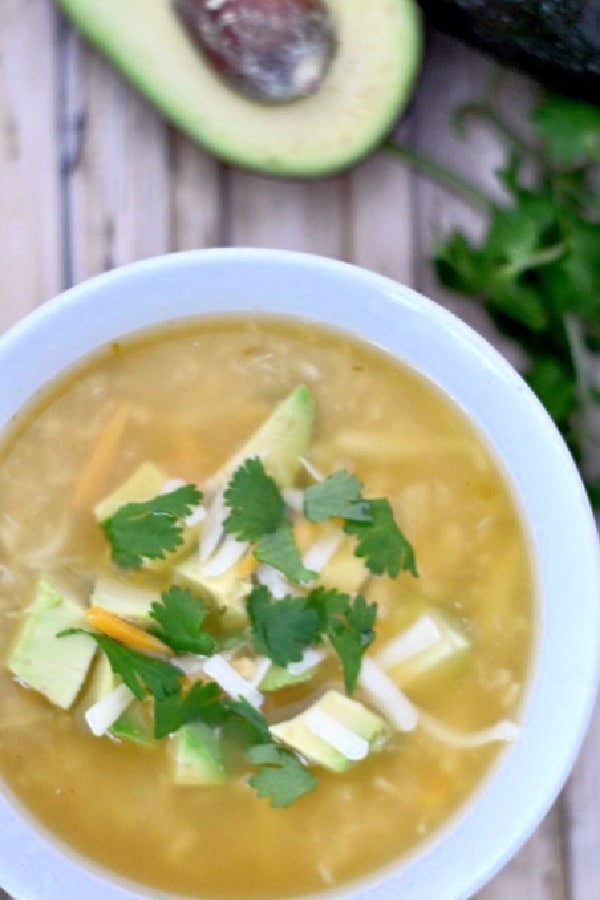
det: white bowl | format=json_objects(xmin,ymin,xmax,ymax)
[{"xmin": 0, "ymin": 248, "xmax": 599, "ymax": 900}]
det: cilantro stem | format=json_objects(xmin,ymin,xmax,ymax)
[
  {"xmin": 383, "ymin": 141, "xmax": 496, "ymax": 213},
  {"xmin": 453, "ymin": 102, "xmax": 542, "ymax": 163},
  {"xmin": 499, "ymin": 242, "xmax": 567, "ymax": 278}
]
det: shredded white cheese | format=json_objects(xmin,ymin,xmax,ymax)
[
  {"xmin": 286, "ymin": 647, "xmax": 326, "ymax": 677},
  {"xmin": 198, "ymin": 490, "xmax": 227, "ymax": 562},
  {"xmin": 304, "ymin": 707, "xmax": 370, "ymax": 761},
  {"xmin": 203, "ymin": 654, "xmax": 264, "ymax": 709},
  {"xmin": 358, "ymin": 657, "xmax": 419, "ymax": 732},
  {"xmin": 85, "ymin": 683, "xmax": 135, "ymax": 737},
  {"xmin": 298, "ymin": 456, "xmax": 325, "ymax": 483},
  {"xmin": 255, "ymin": 564, "xmax": 293, "ymax": 599},
  {"xmin": 201, "ymin": 534, "xmax": 248, "ymax": 577},
  {"xmin": 282, "ymin": 487, "xmax": 305, "ymax": 514},
  {"xmin": 302, "ymin": 529, "xmax": 344, "ymax": 574},
  {"xmin": 375, "ymin": 615, "xmax": 442, "ymax": 669},
  {"xmin": 419, "ymin": 713, "xmax": 520, "ymax": 748}
]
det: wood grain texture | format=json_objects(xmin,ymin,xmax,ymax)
[
  {"xmin": 0, "ymin": 0, "xmax": 61, "ymax": 331},
  {"xmin": 564, "ymin": 696, "xmax": 600, "ymax": 900},
  {"xmin": 62, "ymin": 27, "xmax": 170, "ymax": 282}
]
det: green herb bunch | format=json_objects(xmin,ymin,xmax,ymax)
[{"xmin": 387, "ymin": 94, "xmax": 600, "ymax": 507}]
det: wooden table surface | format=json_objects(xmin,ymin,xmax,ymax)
[{"xmin": 1, "ymin": 2, "xmax": 598, "ymax": 898}]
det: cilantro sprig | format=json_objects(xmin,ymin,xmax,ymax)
[
  {"xmin": 307, "ymin": 587, "xmax": 377, "ymax": 694},
  {"xmin": 60, "ymin": 630, "xmax": 183, "ymax": 701},
  {"xmin": 223, "ymin": 458, "xmax": 316, "ymax": 584},
  {"xmin": 247, "ymin": 585, "xmax": 321, "ymax": 667},
  {"xmin": 101, "ymin": 484, "xmax": 202, "ymax": 569},
  {"xmin": 246, "ymin": 584, "xmax": 376, "ymax": 694},
  {"xmin": 247, "ymin": 743, "xmax": 318, "ymax": 809},
  {"xmin": 304, "ymin": 470, "xmax": 370, "ymax": 522},
  {"xmin": 148, "ymin": 585, "xmax": 215, "ymax": 656},
  {"xmin": 344, "ymin": 498, "xmax": 418, "ymax": 578},
  {"xmin": 224, "ymin": 457, "xmax": 285, "ymax": 540},
  {"xmin": 386, "ymin": 92, "xmax": 600, "ymax": 507},
  {"xmin": 304, "ymin": 470, "xmax": 418, "ymax": 578},
  {"xmin": 154, "ymin": 683, "xmax": 316, "ymax": 807}
]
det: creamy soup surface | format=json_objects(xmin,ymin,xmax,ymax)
[{"xmin": 0, "ymin": 316, "xmax": 534, "ymax": 899}]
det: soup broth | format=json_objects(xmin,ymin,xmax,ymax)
[{"xmin": 0, "ymin": 316, "xmax": 534, "ymax": 899}]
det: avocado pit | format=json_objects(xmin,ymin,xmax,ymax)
[{"xmin": 174, "ymin": 0, "xmax": 336, "ymax": 103}]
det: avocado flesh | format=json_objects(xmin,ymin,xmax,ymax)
[
  {"xmin": 56, "ymin": 0, "xmax": 422, "ymax": 177},
  {"xmin": 7, "ymin": 578, "xmax": 96, "ymax": 711},
  {"xmin": 214, "ymin": 384, "xmax": 314, "ymax": 489}
]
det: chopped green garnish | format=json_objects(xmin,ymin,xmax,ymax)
[
  {"xmin": 304, "ymin": 472, "xmax": 416, "ymax": 579},
  {"xmin": 308, "ymin": 588, "xmax": 377, "ymax": 694},
  {"xmin": 386, "ymin": 93, "xmax": 600, "ymax": 507},
  {"xmin": 60, "ymin": 630, "xmax": 183, "ymax": 702},
  {"xmin": 247, "ymin": 743, "xmax": 318, "ymax": 809},
  {"xmin": 154, "ymin": 681, "xmax": 228, "ymax": 740},
  {"xmin": 255, "ymin": 524, "xmax": 317, "ymax": 584},
  {"xmin": 101, "ymin": 484, "xmax": 202, "ymax": 569},
  {"xmin": 224, "ymin": 457, "xmax": 285, "ymax": 541},
  {"xmin": 304, "ymin": 470, "xmax": 371, "ymax": 523},
  {"xmin": 154, "ymin": 684, "xmax": 273, "ymax": 743},
  {"xmin": 247, "ymin": 585, "xmax": 320, "ymax": 667},
  {"xmin": 149, "ymin": 586, "xmax": 215, "ymax": 656},
  {"xmin": 344, "ymin": 498, "xmax": 417, "ymax": 578},
  {"xmin": 226, "ymin": 697, "xmax": 272, "ymax": 746}
]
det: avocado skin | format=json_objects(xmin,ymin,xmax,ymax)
[{"xmin": 419, "ymin": 0, "xmax": 600, "ymax": 103}]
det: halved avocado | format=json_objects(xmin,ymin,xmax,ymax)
[{"xmin": 56, "ymin": 0, "xmax": 422, "ymax": 178}]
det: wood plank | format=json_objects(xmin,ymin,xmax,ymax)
[
  {"xmin": 62, "ymin": 26, "xmax": 171, "ymax": 283},
  {"xmin": 564, "ymin": 699, "xmax": 600, "ymax": 900},
  {"xmin": 349, "ymin": 118, "xmax": 415, "ymax": 284},
  {"xmin": 0, "ymin": 0, "xmax": 62, "ymax": 332},
  {"xmin": 229, "ymin": 169, "xmax": 347, "ymax": 257},
  {"xmin": 478, "ymin": 811, "xmax": 568, "ymax": 900},
  {"xmin": 169, "ymin": 134, "xmax": 224, "ymax": 251}
]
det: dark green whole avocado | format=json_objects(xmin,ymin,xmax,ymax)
[{"xmin": 419, "ymin": 0, "xmax": 600, "ymax": 102}]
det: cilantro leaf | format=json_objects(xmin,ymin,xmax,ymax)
[
  {"xmin": 60, "ymin": 629, "xmax": 182, "ymax": 702},
  {"xmin": 303, "ymin": 470, "xmax": 371, "ymax": 523},
  {"xmin": 226, "ymin": 698, "xmax": 272, "ymax": 746},
  {"xmin": 307, "ymin": 588, "xmax": 377, "ymax": 694},
  {"xmin": 247, "ymin": 743, "xmax": 318, "ymax": 808},
  {"xmin": 531, "ymin": 94, "xmax": 600, "ymax": 167},
  {"xmin": 247, "ymin": 585, "xmax": 320, "ymax": 667},
  {"xmin": 344, "ymin": 498, "xmax": 417, "ymax": 578},
  {"xmin": 149, "ymin": 586, "xmax": 215, "ymax": 656},
  {"xmin": 154, "ymin": 680, "xmax": 228, "ymax": 740},
  {"xmin": 101, "ymin": 484, "xmax": 202, "ymax": 569},
  {"xmin": 224, "ymin": 457, "xmax": 285, "ymax": 541},
  {"xmin": 255, "ymin": 524, "xmax": 317, "ymax": 584}
]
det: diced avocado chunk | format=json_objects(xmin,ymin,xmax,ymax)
[
  {"xmin": 319, "ymin": 535, "xmax": 370, "ymax": 595},
  {"xmin": 259, "ymin": 664, "xmax": 315, "ymax": 692},
  {"xmin": 93, "ymin": 461, "xmax": 168, "ymax": 522},
  {"xmin": 260, "ymin": 648, "xmax": 324, "ymax": 692},
  {"xmin": 94, "ymin": 462, "xmax": 204, "ymax": 567},
  {"xmin": 90, "ymin": 576, "xmax": 160, "ymax": 625},
  {"xmin": 111, "ymin": 702, "xmax": 154, "ymax": 746},
  {"xmin": 89, "ymin": 654, "xmax": 154, "ymax": 745},
  {"xmin": 7, "ymin": 577, "xmax": 96, "ymax": 710},
  {"xmin": 214, "ymin": 385, "xmax": 314, "ymax": 489},
  {"xmin": 175, "ymin": 557, "xmax": 249, "ymax": 630},
  {"xmin": 270, "ymin": 690, "xmax": 389, "ymax": 773},
  {"xmin": 172, "ymin": 723, "xmax": 227, "ymax": 785},
  {"xmin": 380, "ymin": 607, "xmax": 472, "ymax": 688}
]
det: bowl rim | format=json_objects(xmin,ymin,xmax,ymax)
[{"xmin": 0, "ymin": 247, "xmax": 599, "ymax": 900}]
